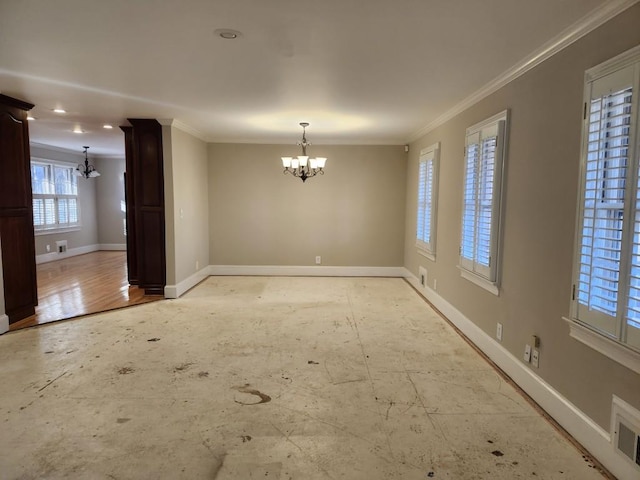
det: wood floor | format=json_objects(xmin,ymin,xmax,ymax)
[{"xmin": 9, "ymin": 251, "xmax": 162, "ymax": 331}]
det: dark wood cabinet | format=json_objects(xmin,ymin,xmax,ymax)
[
  {"xmin": 0, "ymin": 94, "xmax": 38, "ymax": 323},
  {"xmin": 124, "ymin": 119, "xmax": 166, "ymax": 295}
]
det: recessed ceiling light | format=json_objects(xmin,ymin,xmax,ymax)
[
  {"xmin": 214, "ymin": 28, "xmax": 241, "ymax": 39},
  {"xmin": 53, "ymin": 108, "xmax": 66, "ymax": 114},
  {"xmin": 27, "ymin": 115, "xmax": 35, "ymax": 121},
  {"xmin": 73, "ymin": 126, "xmax": 84, "ymax": 134},
  {"xmin": 103, "ymin": 124, "xmax": 113, "ymax": 129}
]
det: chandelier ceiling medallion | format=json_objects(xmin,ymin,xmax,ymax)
[
  {"xmin": 281, "ymin": 122, "xmax": 327, "ymax": 182},
  {"xmin": 76, "ymin": 146, "xmax": 100, "ymax": 178}
]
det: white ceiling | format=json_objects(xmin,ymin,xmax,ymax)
[{"xmin": 0, "ymin": 0, "xmax": 620, "ymax": 156}]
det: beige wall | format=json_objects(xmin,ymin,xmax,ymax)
[
  {"xmin": 208, "ymin": 144, "xmax": 406, "ymax": 267},
  {"xmin": 404, "ymin": 6, "xmax": 640, "ymax": 429},
  {"xmin": 95, "ymin": 156, "xmax": 126, "ymax": 246},
  {"xmin": 31, "ymin": 145, "xmax": 98, "ymax": 255},
  {"xmin": 164, "ymin": 126, "xmax": 210, "ymax": 286}
]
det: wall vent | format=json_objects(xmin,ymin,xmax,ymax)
[
  {"xmin": 55, "ymin": 240, "xmax": 67, "ymax": 253},
  {"xmin": 612, "ymin": 395, "xmax": 640, "ymax": 470}
]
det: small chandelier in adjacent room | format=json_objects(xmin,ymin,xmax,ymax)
[
  {"xmin": 76, "ymin": 146, "xmax": 100, "ymax": 178},
  {"xmin": 281, "ymin": 122, "xmax": 327, "ymax": 182}
]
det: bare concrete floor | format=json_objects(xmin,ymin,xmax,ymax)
[{"xmin": 0, "ymin": 277, "xmax": 606, "ymax": 479}]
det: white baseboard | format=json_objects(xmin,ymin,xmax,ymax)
[
  {"xmin": 99, "ymin": 243, "xmax": 126, "ymax": 251},
  {"xmin": 403, "ymin": 269, "xmax": 637, "ymax": 480},
  {"xmin": 209, "ymin": 265, "xmax": 407, "ymax": 277},
  {"xmin": 164, "ymin": 266, "xmax": 211, "ymax": 299},
  {"xmin": 36, "ymin": 244, "xmax": 99, "ymax": 264},
  {"xmin": 0, "ymin": 314, "xmax": 8, "ymax": 335}
]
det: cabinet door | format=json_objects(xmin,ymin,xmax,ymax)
[{"xmin": 0, "ymin": 94, "xmax": 38, "ymax": 323}]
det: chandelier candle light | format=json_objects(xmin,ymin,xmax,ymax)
[
  {"xmin": 281, "ymin": 122, "xmax": 327, "ymax": 182},
  {"xmin": 76, "ymin": 146, "xmax": 100, "ymax": 178}
]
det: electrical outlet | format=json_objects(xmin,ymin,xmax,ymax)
[
  {"xmin": 46, "ymin": 244, "xmax": 51, "ymax": 252},
  {"xmin": 496, "ymin": 323, "xmax": 503, "ymax": 341},
  {"xmin": 315, "ymin": 256, "xmax": 321, "ymax": 265},
  {"xmin": 524, "ymin": 344, "xmax": 532, "ymax": 363},
  {"xmin": 433, "ymin": 279, "xmax": 437, "ymax": 291},
  {"xmin": 532, "ymin": 349, "xmax": 539, "ymax": 368},
  {"xmin": 195, "ymin": 260, "xmax": 199, "ymax": 271}
]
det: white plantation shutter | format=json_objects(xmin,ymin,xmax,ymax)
[
  {"xmin": 572, "ymin": 48, "xmax": 640, "ymax": 353},
  {"xmin": 32, "ymin": 198, "xmax": 44, "ymax": 227},
  {"xmin": 460, "ymin": 114, "xmax": 507, "ymax": 284},
  {"xmin": 576, "ymin": 78, "xmax": 632, "ymax": 336},
  {"xmin": 461, "ymin": 136, "xmax": 479, "ymax": 271},
  {"xmin": 43, "ymin": 198, "xmax": 55, "ymax": 226},
  {"xmin": 416, "ymin": 144, "xmax": 439, "ymax": 255},
  {"xmin": 68, "ymin": 198, "xmax": 78, "ymax": 223},
  {"xmin": 58, "ymin": 198, "xmax": 69, "ymax": 224},
  {"xmin": 627, "ymin": 163, "xmax": 640, "ymax": 349}
]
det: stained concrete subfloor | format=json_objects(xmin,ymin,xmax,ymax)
[{"xmin": 0, "ymin": 277, "xmax": 606, "ymax": 479}]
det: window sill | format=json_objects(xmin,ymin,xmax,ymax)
[
  {"xmin": 35, "ymin": 226, "xmax": 81, "ymax": 236},
  {"xmin": 417, "ymin": 248, "xmax": 435, "ymax": 262},
  {"xmin": 562, "ymin": 317, "xmax": 640, "ymax": 375},
  {"xmin": 458, "ymin": 267, "xmax": 499, "ymax": 296}
]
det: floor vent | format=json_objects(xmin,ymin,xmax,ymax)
[{"xmin": 612, "ymin": 395, "xmax": 640, "ymax": 470}]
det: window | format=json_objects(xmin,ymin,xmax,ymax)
[
  {"xmin": 416, "ymin": 142, "xmax": 439, "ymax": 259},
  {"xmin": 459, "ymin": 111, "xmax": 508, "ymax": 294},
  {"xmin": 31, "ymin": 160, "xmax": 79, "ymax": 233},
  {"xmin": 570, "ymin": 45, "xmax": 640, "ymax": 356}
]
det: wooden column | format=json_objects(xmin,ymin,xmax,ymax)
[
  {"xmin": 0, "ymin": 94, "xmax": 38, "ymax": 323},
  {"xmin": 120, "ymin": 126, "xmax": 139, "ymax": 285},
  {"xmin": 127, "ymin": 119, "xmax": 166, "ymax": 295}
]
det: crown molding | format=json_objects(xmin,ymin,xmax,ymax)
[
  {"xmin": 159, "ymin": 118, "xmax": 207, "ymax": 142},
  {"xmin": 407, "ymin": 0, "xmax": 639, "ymax": 143}
]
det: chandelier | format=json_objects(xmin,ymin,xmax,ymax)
[
  {"xmin": 281, "ymin": 122, "xmax": 327, "ymax": 182},
  {"xmin": 76, "ymin": 146, "xmax": 100, "ymax": 178}
]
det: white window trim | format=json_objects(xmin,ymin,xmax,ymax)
[
  {"xmin": 563, "ymin": 317, "xmax": 640, "ymax": 375},
  {"xmin": 458, "ymin": 267, "xmax": 500, "ymax": 296},
  {"xmin": 416, "ymin": 142, "xmax": 439, "ymax": 260},
  {"xmin": 567, "ymin": 44, "xmax": 640, "ymax": 369},
  {"xmin": 458, "ymin": 110, "xmax": 509, "ymax": 294},
  {"xmin": 31, "ymin": 157, "xmax": 81, "ymax": 234},
  {"xmin": 418, "ymin": 249, "xmax": 436, "ymax": 262}
]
